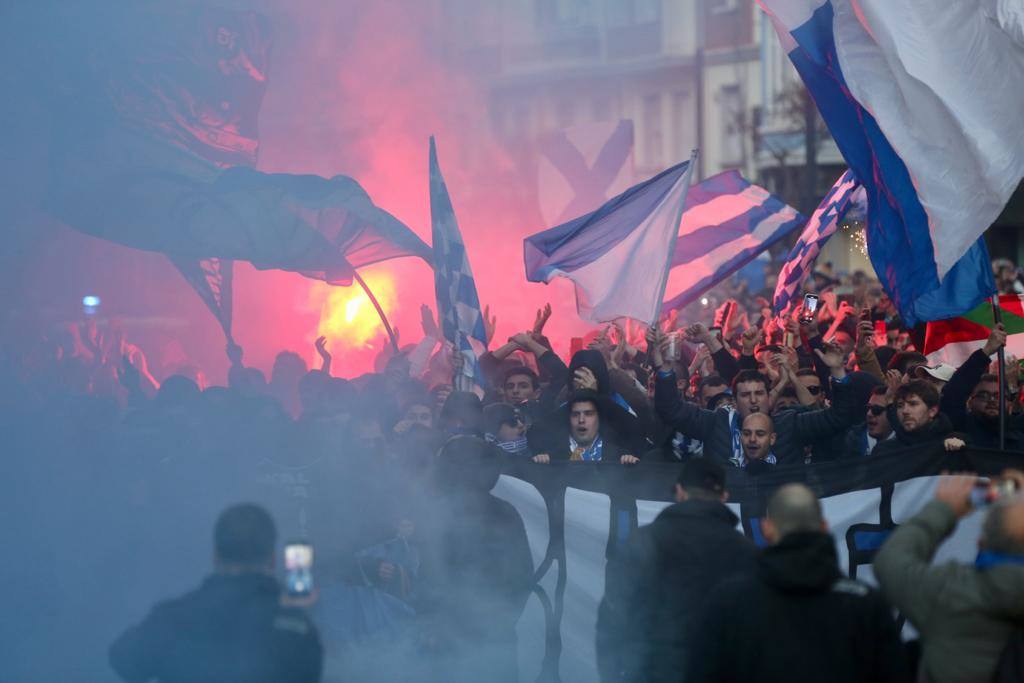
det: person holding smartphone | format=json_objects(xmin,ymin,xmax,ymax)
[{"xmin": 109, "ymin": 504, "xmax": 322, "ymax": 683}]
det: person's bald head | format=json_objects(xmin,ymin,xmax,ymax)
[
  {"xmin": 741, "ymin": 413, "xmax": 776, "ymax": 462},
  {"xmin": 982, "ymin": 495, "xmax": 1024, "ymax": 555},
  {"xmin": 762, "ymin": 483, "xmax": 826, "ymax": 544}
]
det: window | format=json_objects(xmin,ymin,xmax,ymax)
[
  {"xmin": 718, "ymin": 85, "xmax": 744, "ymax": 164},
  {"xmin": 642, "ymin": 94, "xmax": 664, "ymax": 168},
  {"xmin": 535, "ymin": 0, "xmax": 596, "ymax": 27},
  {"xmin": 606, "ymin": 0, "xmax": 660, "ymax": 26},
  {"xmin": 672, "ymin": 90, "xmax": 693, "ymax": 162},
  {"xmin": 708, "ymin": 0, "xmax": 739, "ymax": 14}
]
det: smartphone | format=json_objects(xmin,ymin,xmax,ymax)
[
  {"xmin": 873, "ymin": 320, "xmax": 887, "ymax": 347},
  {"xmin": 709, "ymin": 325, "xmax": 723, "ymax": 344},
  {"xmin": 284, "ymin": 542, "xmax": 314, "ymax": 597},
  {"xmin": 799, "ymin": 294, "xmax": 819, "ymax": 324},
  {"xmin": 970, "ymin": 478, "xmax": 1019, "ymax": 508}
]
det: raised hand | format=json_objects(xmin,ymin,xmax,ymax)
[
  {"xmin": 983, "ymin": 322, "xmax": 1008, "ymax": 356},
  {"xmin": 532, "ymin": 303, "xmax": 552, "ymax": 338},
  {"xmin": 619, "ymin": 454, "xmax": 640, "ymax": 465},
  {"xmin": 934, "ymin": 473, "xmax": 978, "ymax": 518},
  {"xmin": 741, "ymin": 326, "xmax": 763, "ymax": 355},
  {"xmin": 856, "ymin": 318, "xmax": 875, "ymax": 349},
  {"xmin": 814, "ymin": 341, "xmax": 845, "ymax": 369},
  {"xmin": 646, "ymin": 325, "xmax": 667, "ymax": 370},
  {"xmin": 314, "ymin": 335, "xmax": 332, "ymax": 373},
  {"xmin": 884, "ymin": 368, "xmax": 903, "ymax": 402},
  {"xmin": 684, "ymin": 323, "xmax": 710, "ymax": 344},
  {"xmin": 573, "ymin": 366, "xmax": 599, "ymax": 391},
  {"xmin": 117, "ymin": 353, "xmax": 142, "ymax": 394},
  {"xmin": 420, "ymin": 304, "xmax": 440, "ymax": 340},
  {"xmin": 482, "ymin": 305, "xmax": 497, "ymax": 347}
]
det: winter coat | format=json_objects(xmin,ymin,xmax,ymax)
[
  {"xmin": 875, "ymin": 500, "xmax": 1024, "ymax": 683},
  {"xmin": 596, "ymin": 499, "xmax": 756, "ymax": 682},
  {"xmin": 110, "ymin": 573, "xmax": 322, "ymax": 683},
  {"xmin": 687, "ymin": 532, "xmax": 909, "ymax": 683}
]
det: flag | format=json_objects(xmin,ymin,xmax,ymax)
[
  {"xmin": 169, "ymin": 257, "xmax": 235, "ymax": 342},
  {"xmin": 430, "ymin": 136, "xmax": 488, "ymax": 392},
  {"xmin": 524, "ymin": 155, "xmax": 696, "ymax": 324},
  {"xmin": 923, "ymin": 294, "xmax": 1024, "ymax": 366},
  {"xmin": 660, "ymin": 171, "xmax": 805, "ymax": 312},
  {"xmin": 38, "ymin": 3, "xmax": 431, "ymax": 286},
  {"xmin": 536, "ymin": 120, "xmax": 634, "ymax": 227},
  {"xmin": 757, "ymin": 0, "xmax": 1019, "ymax": 324},
  {"xmin": 773, "ymin": 170, "xmax": 862, "ymax": 314}
]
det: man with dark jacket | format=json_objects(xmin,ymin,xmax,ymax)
[
  {"xmin": 874, "ymin": 380, "xmax": 958, "ymax": 456},
  {"xmin": 687, "ymin": 484, "xmax": 908, "ymax": 683},
  {"xmin": 875, "ymin": 472, "xmax": 1024, "ymax": 682},
  {"xmin": 528, "ymin": 390, "xmax": 640, "ymax": 464},
  {"xmin": 596, "ymin": 459, "xmax": 756, "ymax": 682},
  {"xmin": 648, "ymin": 326, "xmax": 860, "ymax": 466},
  {"xmin": 110, "ymin": 504, "xmax": 322, "ymax": 683}
]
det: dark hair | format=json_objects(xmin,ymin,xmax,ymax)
[
  {"xmin": 869, "ymin": 385, "xmax": 888, "ymax": 398},
  {"xmin": 677, "ymin": 458, "xmax": 726, "ymax": 499},
  {"xmin": 698, "ymin": 374, "xmax": 728, "ymax": 394},
  {"xmin": 503, "ymin": 366, "xmax": 539, "ymax": 390},
  {"xmin": 214, "ymin": 504, "xmax": 276, "ymax": 565},
  {"xmin": 732, "ymin": 370, "xmax": 769, "ymax": 393},
  {"xmin": 795, "ymin": 368, "xmax": 819, "ymax": 379},
  {"xmin": 874, "ymin": 346, "xmax": 897, "ymax": 373},
  {"xmin": 568, "ymin": 390, "xmax": 601, "ymax": 414},
  {"xmin": 895, "ymin": 379, "xmax": 940, "ymax": 408},
  {"xmin": 887, "ymin": 351, "xmax": 927, "ymax": 375},
  {"xmin": 483, "ymin": 402, "xmax": 521, "ymax": 436},
  {"xmin": 977, "ymin": 373, "xmax": 1000, "ymax": 385}
]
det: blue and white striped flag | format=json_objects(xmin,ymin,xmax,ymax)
[
  {"xmin": 772, "ymin": 170, "xmax": 862, "ymax": 314},
  {"xmin": 758, "ymin": 0, "xmax": 1010, "ymax": 324},
  {"xmin": 430, "ymin": 136, "xmax": 488, "ymax": 392},
  {"xmin": 661, "ymin": 171, "xmax": 805, "ymax": 312}
]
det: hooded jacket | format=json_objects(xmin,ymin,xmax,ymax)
[
  {"xmin": 596, "ymin": 499, "xmax": 756, "ymax": 683},
  {"xmin": 687, "ymin": 532, "xmax": 909, "ymax": 683}
]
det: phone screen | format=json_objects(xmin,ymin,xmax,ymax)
[
  {"xmin": 800, "ymin": 294, "xmax": 819, "ymax": 323},
  {"xmin": 284, "ymin": 543, "xmax": 314, "ymax": 597}
]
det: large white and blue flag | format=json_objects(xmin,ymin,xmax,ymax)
[
  {"xmin": 757, "ymin": 0, "xmax": 1019, "ymax": 324},
  {"xmin": 773, "ymin": 169, "xmax": 862, "ymax": 314},
  {"xmin": 525, "ymin": 154, "xmax": 696, "ymax": 324},
  {"xmin": 430, "ymin": 136, "xmax": 488, "ymax": 391},
  {"xmin": 660, "ymin": 171, "xmax": 805, "ymax": 311}
]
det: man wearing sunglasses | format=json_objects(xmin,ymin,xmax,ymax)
[{"xmin": 844, "ymin": 386, "xmax": 895, "ymax": 457}]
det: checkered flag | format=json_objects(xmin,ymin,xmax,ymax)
[
  {"xmin": 773, "ymin": 170, "xmax": 863, "ymax": 314},
  {"xmin": 430, "ymin": 136, "xmax": 488, "ymax": 392}
]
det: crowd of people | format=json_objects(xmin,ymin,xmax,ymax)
[{"xmin": 4, "ymin": 260, "xmax": 1024, "ymax": 681}]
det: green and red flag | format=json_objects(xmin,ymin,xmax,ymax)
[{"xmin": 923, "ymin": 294, "xmax": 1024, "ymax": 365}]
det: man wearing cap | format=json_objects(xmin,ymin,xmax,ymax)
[
  {"xmin": 914, "ymin": 363, "xmax": 956, "ymax": 392},
  {"xmin": 596, "ymin": 459, "xmax": 756, "ymax": 683}
]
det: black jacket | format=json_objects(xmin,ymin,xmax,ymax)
[
  {"xmin": 110, "ymin": 573, "xmax": 322, "ymax": 683},
  {"xmin": 687, "ymin": 532, "xmax": 909, "ymax": 683},
  {"xmin": 596, "ymin": 499, "xmax": 757, "ymax": 683},
  {"xmin": 872, "ymin": 411, "xmax": 956, "ymax": 457},
  {"xmin": 654, "ymin": 370, "xmax": 860, "ymax": 466}
]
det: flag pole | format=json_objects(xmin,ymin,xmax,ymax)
[
  {"xmin": 353, "ymin": 269, "xmax": 400, "ymax": 354},
  {"xmin": 650, "ymin": 149, "xmax": 699, "ymax": 327},
  {"xmin": 991, "ymin": 293, "xmax": 1006, "ymax": 450}
]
